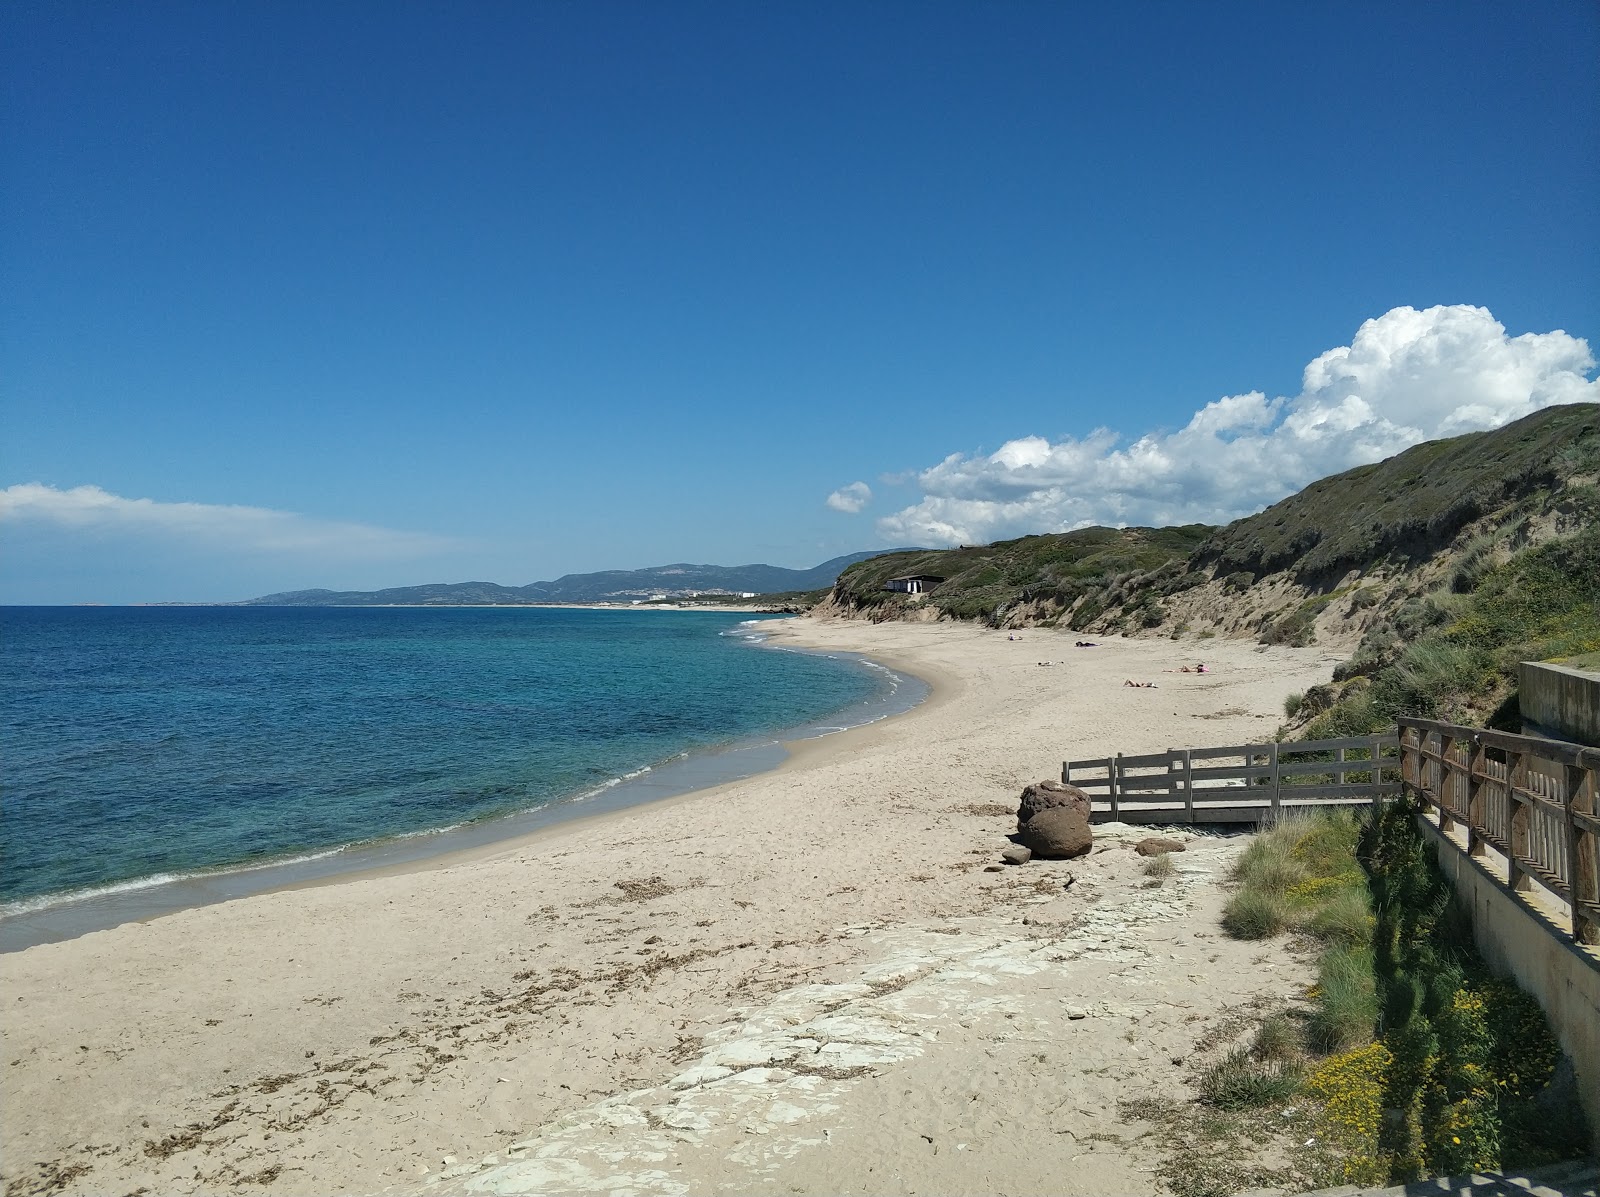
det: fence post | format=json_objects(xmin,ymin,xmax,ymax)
[
  {"xmin": 1370, "ymin": 733, "xmax": 1385, "ymax": 814},
  {"xmin": 1508, "ymin": 749, "xmax": 1530, "ymax": 893},
  {"xmin": 1438, "ymin": 733, "xmax": 1457, "ymax": 832},
  {"xmin": 1182, "ymin": 748, "xmax": 1195, "ymax": 824},
  {"xmin": 1568, "ymin": 762, "xmax": 1598, "ymax": 945},
  {"xmin": 1467, "ymin": 737, "xmax": 1485, "ymax": 856},
  {"xmin": 1268, "ymin": 740, "xmax": 1281, "ymax": 822},
  {"xmin": 1062, "ymin": 759, "xmax": 1071, "ymax": 786},
  {"xmin": 1109, "ymin": 753, "xmax": 1121, "ymax": 821}
]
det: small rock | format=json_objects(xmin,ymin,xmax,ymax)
[
  {"xmin": 1064, "ymin": 1005, "xmax": 1089, "ymax": 1020},
  {"xmin": 1000, "ymin": 845, "xmax": 1032, "ymax": 866},
  {"xmin": 983, "ymin": 864, "xmax": 1004, "ymax": 872},
  {"xmin": 1134, "ymin": 837, "xmax": 1186, "ymax": 857},
  {"xmin": 442, "ymin": 1155, "xmax": 458, "ymax": 1167}
]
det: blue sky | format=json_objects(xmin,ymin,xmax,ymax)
[{"xmin": 3, "ymin": 1, "xmax": 1597, "ymax": 603}]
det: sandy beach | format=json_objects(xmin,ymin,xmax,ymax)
[{"xmin": 0, "ymin": 618, "xmax": 1344, "ymax": 1197}]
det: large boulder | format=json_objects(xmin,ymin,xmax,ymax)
[
  {"xmin": 1017, "ymin": 780, "xmax": 1091, "ymax": 826},
  {"xmin": 1016, "ymin": 805, "xmax": 1093, "ymax": 859}
]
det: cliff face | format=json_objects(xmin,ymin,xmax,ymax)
[{"xmin": 821, "ymin": 404, "xmax": 1600, "ymax": 656}]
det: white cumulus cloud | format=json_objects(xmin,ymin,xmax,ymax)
[
  {"xmin": 826, "ymin": 481, "xmax": 873, "ymax": 513},
  {"xmin": 877, "ymin": 305, "xmax": 1599, "ymax": 546},
  {"xmin": 0, "ymin": 484, "xmax": 458, "ymax": 560}
]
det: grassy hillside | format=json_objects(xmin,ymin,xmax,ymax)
[
  {"xmin": 828, "ymin": 525, "xmax": 1213, "ymax": 627},
  {"xmin": 1194, "ymin": 403, "xmax": 1600, "ymax": 586},
  {"xmin": 826, "ymin": 406, "xmax": 1598, "ymax": 650},
  {"xmin": 1292, "ymin": 520, "xmax": 1600, "ymax": 738}
]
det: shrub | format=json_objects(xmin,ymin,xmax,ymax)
[
  {"xmin": 1199, "ymin": 1046, "xmax": 1302, "ymax": 1110},
  {"xmin": 1374, "ymin": 640, "xmax": 1491, "ymax": 719},
  {"xmin": 1262, "ymin": 605, "xmax": 1317, "ymax": 647},
  {"xmin": 1222, "ymin": 889, "xmax": 1292, "ymax": 939},
  {"xmin": 1253, "ymin": 1014, "xmax": 1304, "ymax": 1063},
  {"xmin": 1356, "ymin": 800, "xmax": 1586, "ymax": 1176},
  {"xmin": 1284, "ymin": 691, "xmax": 1304, "ymax": 718},
  {"xmin": 1304, "ymin": 691, "xmax": 1385, "ymax": 740},
  {"xmin": 1232, "ymin": 841, "xmax": 1307, "ymax": 897},
  {"xmin": 1310, "ymin": 944, "xmax": 1378, "ymax": 1051},
  {"xmin": 1449, "ymin": 534, "xmax": 1499, "ymax": 594},
  {"xmin": 1306, "ymin": 887, "xmax": 1374, "ymax": 947},
  {"xmin": 1303, "ymin": 1042, "xmax": 1392, "ymax": 1187}
]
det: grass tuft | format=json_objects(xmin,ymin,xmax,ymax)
[
  {"xmin": 1199, "ymin": 1046, "xmax": 1302, "ymax": 1111},
  {"xmin": 1142, "ymin": 854, "xmax": 1177, "ymax": 886},
  {"xmin": 1308, "ymin": 944, "xmax": 1378, "ymax": 1052},
  {"xmin": 1305, "ymin": 886, "xmax": 1374, "ymax": 946},
  {"xmin": 1221, "ymin": 889, "xmax": 1292, "ymax": 939}
]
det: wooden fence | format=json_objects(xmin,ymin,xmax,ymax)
[
  {"xmin": 1398, "ymin": 715, "xmax": 1600, "ymax": 946},
  {"xmin": 1063, "ymin": 733, "xmax": 1400, "ymax": 826}
]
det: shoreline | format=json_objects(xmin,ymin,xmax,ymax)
[
  {"xmin": 0, "ymin": 617, "xmax": 1343, "ymax": 1197},
  {"xmin": 0, "ymin": 627, "xmax": 934, "ymax": 952}
]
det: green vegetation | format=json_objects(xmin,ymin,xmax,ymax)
[
  {"xmin": 1356, "ymin": 801, "xmax": 1585, "ymax": 1177},
  {"xmin": 1306, "ymin": 522, "xmax": 1600, "ymax": 738},
  {"xmin": 1198, "ymin": 1043, "xmax": 1301, "ymax": 1111},
  {"xmin": 1206, "ymin": 807, "xmax": 1585, "ymax": 1188},
  {"xmin": 1194, "ymin": 404, "xmax": 1600, "ymax": 586},
  {"xmin": 824, "ymin": 407, "xmax": 1599, "ymax": 653},
  {"xmin": 1554, "ymin": 649, "xmax": 1600, "ymax": 672},
  {"xmin": 829, "ymin": 524, "xmax": 1212, "ymax": 628}
]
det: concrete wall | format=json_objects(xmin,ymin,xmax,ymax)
[
  {"xmin": 1418, "ymin": 813, "xmax": 1600, "ymax": 1146},
  {"xmin": 1520, "ymin": 661, "xmax": 1600, "ymax": 748}
]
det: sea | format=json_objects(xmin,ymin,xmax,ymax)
[{"xmin": 0, "ymin": 606, "xmax": 925, "ymax": 950}]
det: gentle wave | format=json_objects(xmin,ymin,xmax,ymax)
[{"xmin": 0, "ymin": 844, "xmax": 351, "ymax": 918}]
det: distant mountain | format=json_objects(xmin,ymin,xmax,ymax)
[{"xmin": 242, "ymin": 551, "xmax": 901, "ymax": 606}]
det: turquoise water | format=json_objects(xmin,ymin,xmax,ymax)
[{"xmin": 0, "ymin": 607, "xmax": 911, "ymax": 917}]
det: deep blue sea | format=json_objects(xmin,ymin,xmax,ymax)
[{"xmin": 0, "ymin": 607, "xmax": 913, "ymax": 920}]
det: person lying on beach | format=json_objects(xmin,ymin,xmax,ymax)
[
  {"xmin": 1074, "ymin": 640, "xmax": 1100, "ymax": 647},
  {"xmin": 1123, "ymin": 679, "xmax": 1157, "ymax": 688}
]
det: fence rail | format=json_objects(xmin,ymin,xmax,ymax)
[
  {"xmin": 1063, "ymin": 733, "xmax": 1400, "ymax": 825},
  {"xmin": 1397, "ymin": 716, "xmax": 1600, "ymax": 946}
]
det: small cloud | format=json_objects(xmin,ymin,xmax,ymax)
[
  {"xmin": 875, "ymin": 304, "xmax": 1599, "ymax": 546},
  {"xmin": 826, "ymin": 481, "xmax": 873, "ymax": 514},
  {"xmin": 0, "ymin": 483, "xmax": 457, "ymax": 560}
]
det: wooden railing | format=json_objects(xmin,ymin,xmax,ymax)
[
  {"xmin": 1398, "ymin": 716, "xmax": 1600, "ymax": 946},
  {"xmin": 1063, "ymin": 733, "xmax": 1400, "ymax": 824}
]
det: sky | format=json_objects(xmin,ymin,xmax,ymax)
[{"xmin": 3, "ymin": 1, "xmax": 1597, "ymax": 604}]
